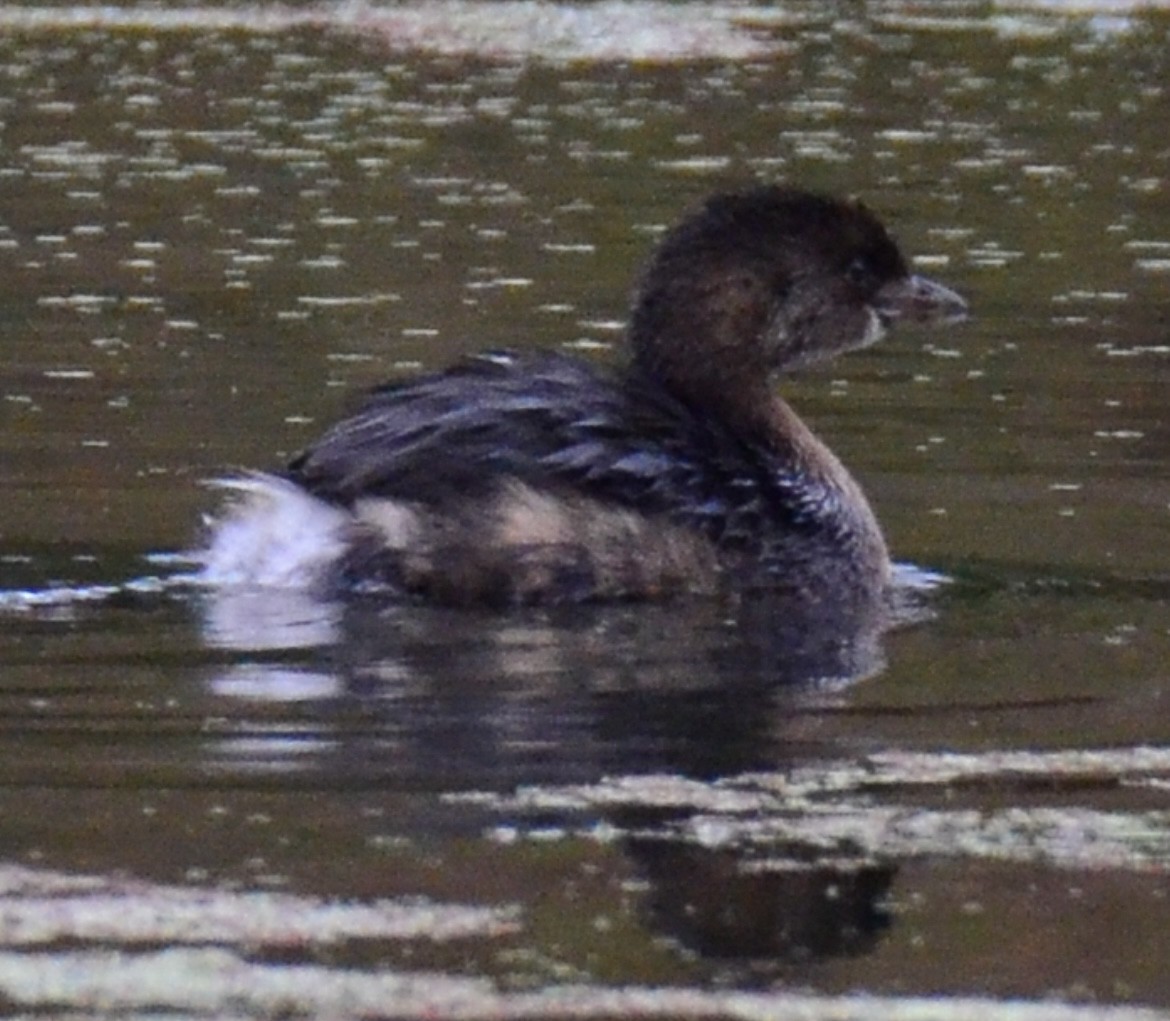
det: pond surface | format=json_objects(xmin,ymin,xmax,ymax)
[{"xmin": 2, "ymin": 2, "xmax": 1170, "ymax": 1017}]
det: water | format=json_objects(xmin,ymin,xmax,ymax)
[{"xmin": 2, "ymin": 2, "xmax": 1170, "ymax": 1016}]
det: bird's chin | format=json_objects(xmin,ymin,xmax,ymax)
[
  {"xmin": 862, "ymin": 306, "xmax": 890, "ymax": 348},
  {"xmin": 775, "ymin": 311, "xmax": 888, "ymax": 373}
]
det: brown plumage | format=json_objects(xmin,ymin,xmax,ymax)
[{"xmin": 202, "ymin": 185, "xmax": 967, "ymax": 606}]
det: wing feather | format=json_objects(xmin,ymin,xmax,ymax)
[{"xmin": 287, "ymin": 351, "xmax": 820, "ymax": 549}]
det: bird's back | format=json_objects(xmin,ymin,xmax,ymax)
[
  {"xmin": 290, "ymin": 351, "xmax": 824, "ymax": 544},
  {"xmin": 265, "ymin": 351, "xmax": 869, "ymax": 604}
]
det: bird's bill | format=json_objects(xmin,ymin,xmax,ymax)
[{"xmin": 874, "ymin": 274, "xmax": 968, "ymax": 325}]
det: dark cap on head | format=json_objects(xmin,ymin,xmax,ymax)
[{"xmin": 629, "ymin": 186, "xmax": 966, "ymax": 411}]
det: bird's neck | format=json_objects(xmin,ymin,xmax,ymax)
[{"xmin": 736, "ymin": 381, "xmax": 890, "ymax": 570}]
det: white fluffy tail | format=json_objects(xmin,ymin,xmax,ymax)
[{"xmin": 197, "ymin": 473, "xmax": 352, "ymax": 589}]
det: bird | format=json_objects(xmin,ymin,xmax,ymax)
[{"xmin": 199, "ymin": 185, "xmax": 967, "ymax": 608}]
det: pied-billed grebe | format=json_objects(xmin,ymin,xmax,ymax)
[{"xmin": 201, "ymin": 185, "xmax": 966, "ymax": 606}]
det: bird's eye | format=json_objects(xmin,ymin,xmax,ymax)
[{"xmin": 845, "ymin": 257, "xmax": 874, "ymax": 289}]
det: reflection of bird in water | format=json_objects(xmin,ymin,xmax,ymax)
[
  {"xmin": 201, "ymin": 186, "xmax": 965, "ymax": 607},
  {"xmin": 626, "ymin": 836, "xmax": 894, "ymax": 971}
]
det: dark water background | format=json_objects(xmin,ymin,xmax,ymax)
[{"xmin": 2, "ymin": 3, "xmax": 1170, "ymax": 1016}]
